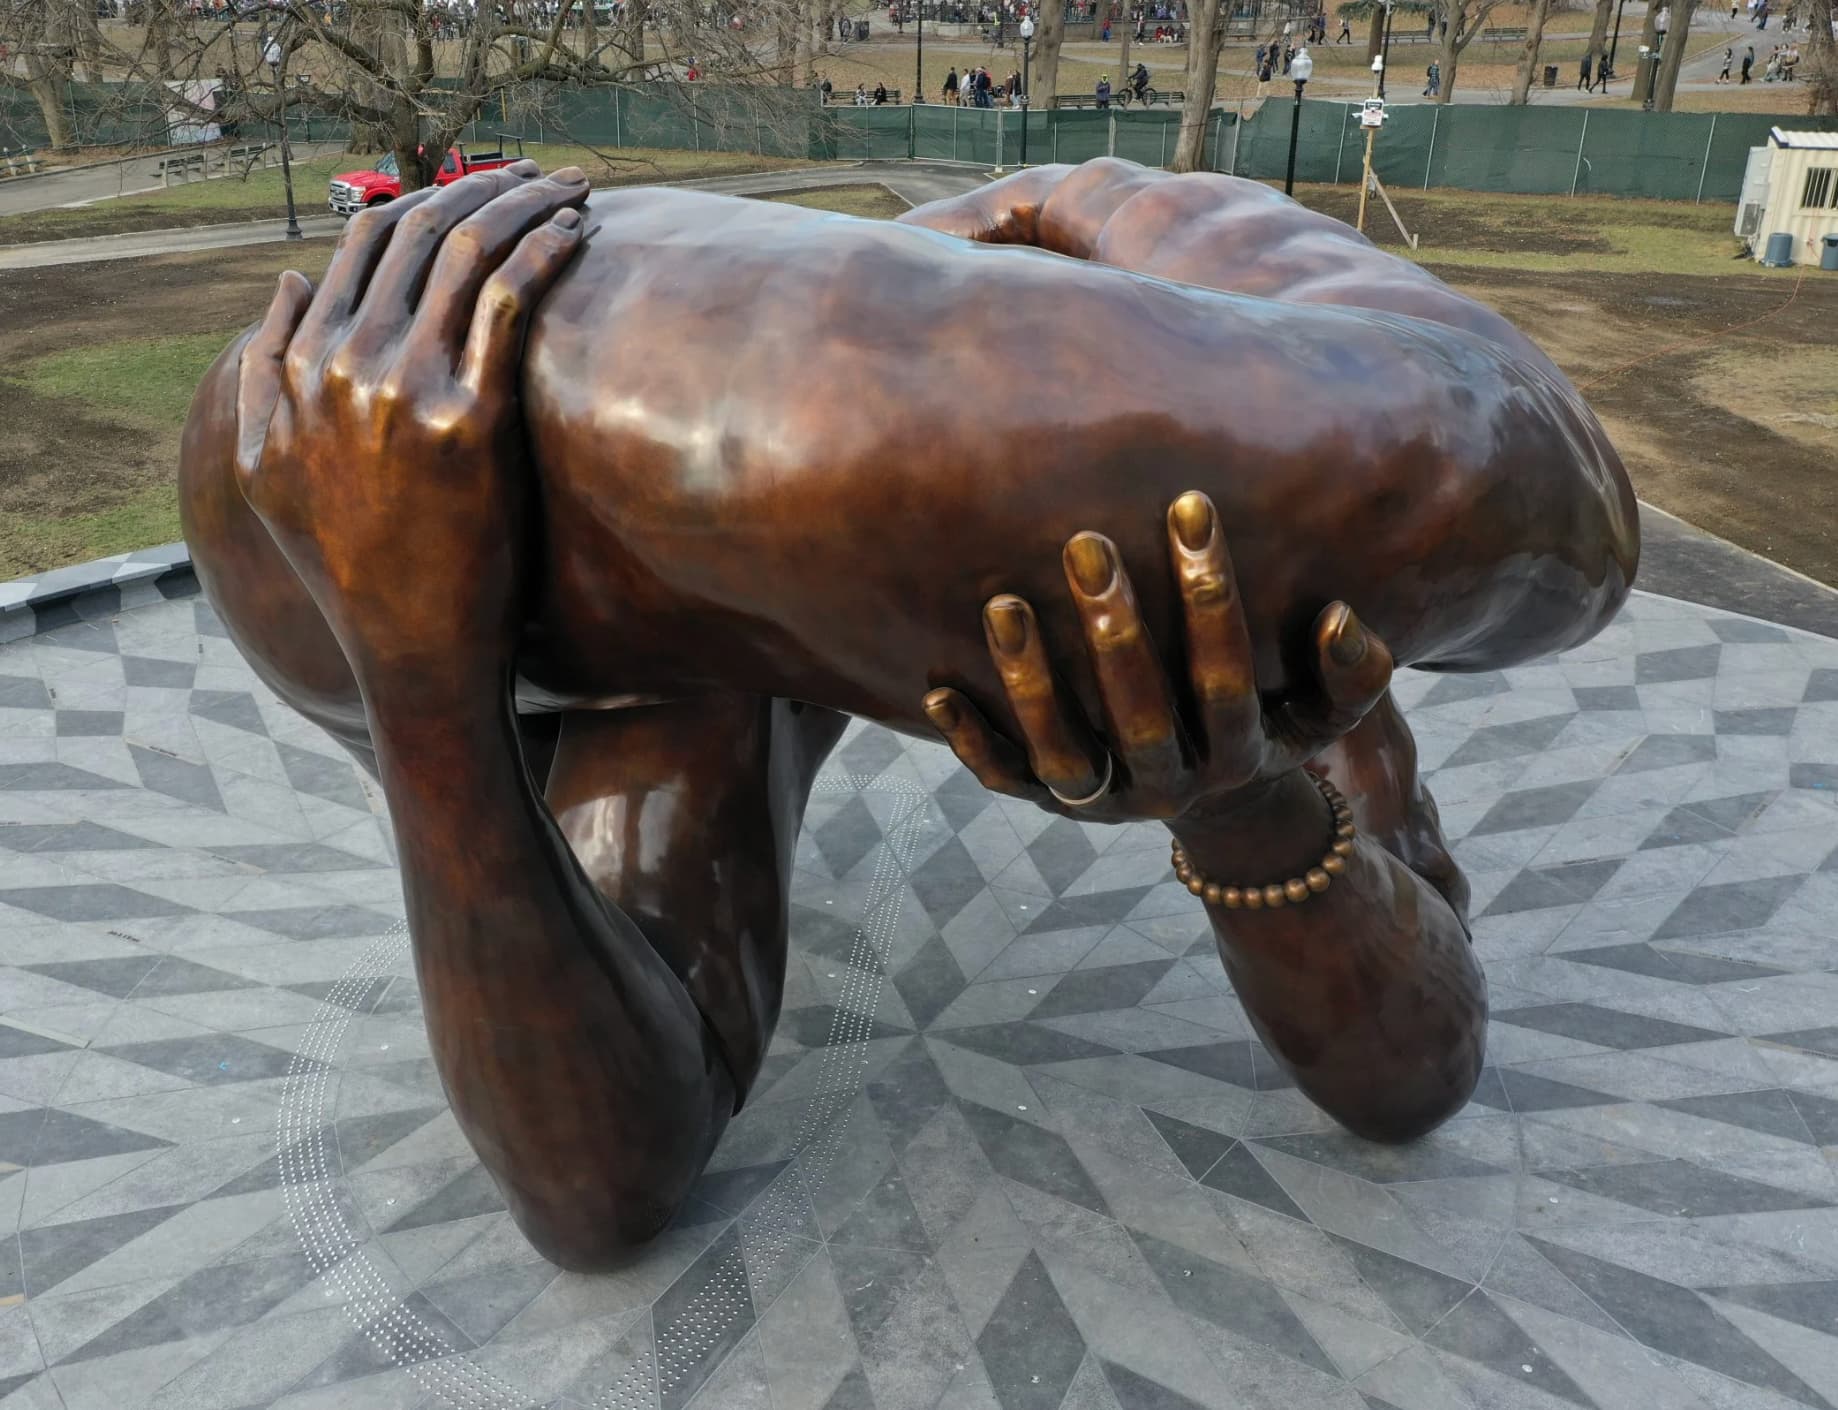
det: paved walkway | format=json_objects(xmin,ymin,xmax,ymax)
[
  {"xmin": 0, "ymin": 143, "xmax": 348, "ymax": 221},
  {"xmin": 0, "ymin": 163, "xmax": 983, "ymax": 271},
  {"xmin": 2, "ymin": 586, "xmax": 1838, "ymax": 1410}
]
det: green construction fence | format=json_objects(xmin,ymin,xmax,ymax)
[{"xmin": 10, "ymin": 79, "xmax": 1835, "ymax": 204}]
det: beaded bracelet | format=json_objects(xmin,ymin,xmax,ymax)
[{"xmin": 1171, "ymin": 771, "xmax": 1356, "ymax": 910}]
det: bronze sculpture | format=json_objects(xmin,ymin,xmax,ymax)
[{"xmin": 176, "ymin": 158, "xmax": 1638, "ymax": 1270}]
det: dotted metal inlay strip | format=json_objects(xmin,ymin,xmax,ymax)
[{"xmin": 279, "ymin": 771, "xmax": 930, "ymax": 1410}]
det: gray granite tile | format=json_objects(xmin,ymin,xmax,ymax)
[
  {"xmin": 1134, "ymin": 1230, "xmax": 1334, "ymax": 1375},
  {"xmin": 0, "ymin": 822, "xmax": 162, "ymax": 853},
  {"xmin": 121, "ymin": 657, "xmax": 197, "ymax": 689},
  {"xmin": 976, "ymin": 1251, "xmax": 1085, "ymax": 1410},
  {"xmin": 0, "ymin": 883, "xmax": 189, "ymax": 922},
  {"xmin": 100, "ymin": 1033, "xmax": 309, "ymax": 1086},
  {"xmin": 128, "ymin": 744, "xmax": 224, "ymax": 812},
  {"xmin": 1031, "ymin": 962, "xmax": 1176, "ymax": 1021},
  {"xmin": 0, "ymin": 1108, "xmax": 171, "ymax": 1167},
  {"xmin": 960, "ymin": 1102, "xmax": 1110, "ymax": 1217},
  {"xmin": 1492, "ymin": 1003, "xmax": 1725, "ymax": 1050},
  {"xmin": 1469, "ymin": 782, "xmax": 1600, "ymax": 837},
  {"xmin": 17, "ymin": 1205, "xmax": 183, "ymax": 1295},
  {"xmin": 1536, "ymin": 1158, "xmax": 1831, "ymax": 1218},
  {"xmin": 1637, "ymin": 646, "xmax": 1722, "ymax": 684},
  {"xmin": 1618, "ymin": 734, "xmax": 1719, "ymax": 774},
  {"xmin": 1653, "ymin": 875, "xmax": 1807, "ymax": 940},
  {"xmin": 1527, "ymin": 1237, "xmax": 1827, "ymax": 1406},
  {"xmin": 0, "ymin": 763, "xmax": 131, "ymax": 791},
  {"xmin": 1423, "ymin": 1290, "xmax": 1592, "ymax": 1406},
  {"xmin": 55, "ymin": 712, "xmax": 123, "ymax": 739},
  {"xmin": 1197, "ymin": 1143, "xmax": 1308, "ymax": 1223}
]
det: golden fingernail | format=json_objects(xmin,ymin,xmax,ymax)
[
  {"xmin": 987, "ymin": 599, "xmax": 1029, "ymax": 654},
  {"xmin": 923, "ymin": 692, "xmax": 959, "ymax": 730},
  {"xmin": 1065, "ymin": 535, "xmax": 1116, "ymax": 597},
  {"xmin": 1171, "ymin": 492, "xmax": 1213, "ymax": 552},
  {"xmin": 553, "ymin": 207, "xmax": 582, "ymax": 229},
  {"xmin": 1328, "ymin": 605, "xmax": 1367, "ymax": 666}
]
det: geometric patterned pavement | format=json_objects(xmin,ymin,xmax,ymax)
[{"xmin": 3, "ymin": 588, "xmax": 1838, "ymax": 1410}]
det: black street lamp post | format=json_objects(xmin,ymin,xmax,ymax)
[
  {"xmin": 1283, "ymin": 46, "xmax": 1313, "ymax": 196},
  {"xmin": 264, "ymin": 37, "xmax": 302, "ymax": 242},
  {"xmin": 1605, "ymin": 0, "xmax": 1627, "ymax": 85},
  {"xmin": 1020, "ymin": 14, "xmax": 1035, "ymax": 166},
  {"xmin": 1379, "ymin": 0, "xmax": 1395, "ymax": 98},
  {"xmin": 916, "ymin": 1, "xmax": 925, "ymax": 102}
]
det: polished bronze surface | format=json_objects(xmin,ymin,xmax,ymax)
[{"xmin": 178, "ymin": 159, "xmax": 1637, "ymax": 1269}]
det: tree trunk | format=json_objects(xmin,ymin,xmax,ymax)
[
  {"xmin": 1510, "ymin": 0, "xmax": 1554, "ymax": 101},
  {"xmin": 794, "ymin": 0, "xmax": 814, "ymax": 84},
  {"xmin": 1582, "ymin": 0, "xmax": 1615, "ymax": 76},
  {"xmin": 1434, "ymin": 4, "xmax": 1463, "ymax": 101},
  {"xmin": 617, "ymin": 0, "xmax": 648, "ymax": 65},
  {"xmin": 391, "ymin": 93, "xmax": 427, "ymax": 192},
  {"xmin": 143, "ymin": 0, "xmax": 178, "ymax": 83},
  {"xmin": 1651, "ymin": 0, "xmax": 1697, "ymax": 107},
  {"xmin": 1807, "ymin": 0, "xmax": 1837, "ymax": 114},
  {"xmin": 1031, "ymin": 0, "xmax": 1070, "ymax": 108},
  {"xmin": 73, "ymin": 0, "xmax": 107, "ymax": 84},
  {"xmin": 1171, "ymin": 0, "xmax": 1224, "ymax": 170},
  {"xmin": 24, "ymin": 70, "xmax": 77, "ymax": 151},
  {"xmin": 1632, "ymin": 0, "xmax": 1661, "ymax": 103},
  {"xmin": 775, "ymin": 1, "xmax": 795, "ymax": 83}
]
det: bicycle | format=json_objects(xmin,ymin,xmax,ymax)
[{"xmin": 1114, "ymin": 82, "xmax": 1158, "ymax": 107}]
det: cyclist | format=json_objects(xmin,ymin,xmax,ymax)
[{"xmin": 1130, "ymin": 61, "xmax": 1150, "ymax": 101}]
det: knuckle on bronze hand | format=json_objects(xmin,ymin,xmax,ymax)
[{"xmin": 440, "ymin": 225, "xmax": 486, "ymax": 267}]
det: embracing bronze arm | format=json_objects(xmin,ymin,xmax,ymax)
[{"xmin": 180, "ymin": 160, "xmax": 1635, "ymax": 1271}]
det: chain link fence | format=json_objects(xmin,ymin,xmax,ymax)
[{"xmin": 8, "ymin": 80, "xmax": 1835, "ymax": 205}]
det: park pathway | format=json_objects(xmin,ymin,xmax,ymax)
[{"xmin": 0, "ymin": 161, "xmax": 986, "ymax": 271}]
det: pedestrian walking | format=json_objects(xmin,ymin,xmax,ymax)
[
  {"xmin": 1741, "ymin": 42, "xmax": 1755, "ymax": 78},
  {"xmin": 1338, "ymin": 15, "xmax": 1351, "ymax": 41},
  {"xmin": 944, "ymin": 66, "xmax": 959, "ymax": 103},
  {"xmin": 1423, "ymin": 59, "xmax": 1440, "ymax": 96},
  {"xmin": 1578, "ymin": 51, "xmax": 1593, "ymax": 87},
  {"xmin": 1718, "ymin": 46, "xmax": 1733, "ymax": 79}
]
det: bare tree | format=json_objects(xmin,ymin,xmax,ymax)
[
  {"xmin": 1630, "ymin": 0, "xmax": 1662, "ymax": 103},
  {"xmin": 1430, "ymin": 0, "xmax": 1508, "ymax": 102},
  {"xmin": 1803, "ymin": 0, "xmax": 1836, "ymax": 113},
  {"xmin": 1171, "ymin": 0, "xmax": 1226, "ymax": 171},
  {"xmin": 1581, "ymin": 0, "xmax": 1615, "ymax": 84},
  {"xmin": 1509, "ymin": 0, "xmax": 1556, "ymax": 102},
  {"xmin": 0, "ymin": 0, "xmax": 81, "ymax": 150},
  {"xmin": 1029, "ymin": 0, "xmax": 1071, "ymax": 110},
  {"xmin": 1650, "ymin": 0, "xmax": 1697, "ymax": 108},
  {"xmin": 265, "ymin": 0, "xmax": 806, "ymax": 190}
]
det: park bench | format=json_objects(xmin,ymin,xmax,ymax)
[
  {"xmin": 1052, "ymin": 88, "xmax": 1185, "ymax": 108},
  {"xmin": 1, "ymin": 150, "xmax": 44, "ymax": 177},
  {"xmin": 1486, "ymin": 26, "xmax": 1528, "ymax": 42},
  {"xmin": 219, "ymin": 142, "xmax": 276, "ymax": 177},
  {"xmin": 156, "ymin": 152, "xmax": 208, "ymax": 185}
]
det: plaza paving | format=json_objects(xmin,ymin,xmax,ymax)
[{"xmin": 3, "ymin": 586, "xmax": 1838, "ymax": 1410}]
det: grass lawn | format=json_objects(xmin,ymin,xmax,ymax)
[
  {"xmin": 1292, "ymin": 182, "xmax": 1762, "ymax": 277},
  {"xmin": 0, "ymin": 144, "xmax": 817, "ymax": 246}
]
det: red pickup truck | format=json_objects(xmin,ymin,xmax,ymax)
[{"xmin": 327, "ymin": 139, "xmax": 525, "ymax": 215}]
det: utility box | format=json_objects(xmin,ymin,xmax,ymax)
[
  {"xmin": 1823, "ymin": 233, "xmax": 1838, "ymax": 271},
  {"xmin": 1543, "ymin": 65, "xmax": 1558, "ymax": 87},
  {"xmin": 1741, "ymin": 129, "xmax": 1838, "ymax": 265}
]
